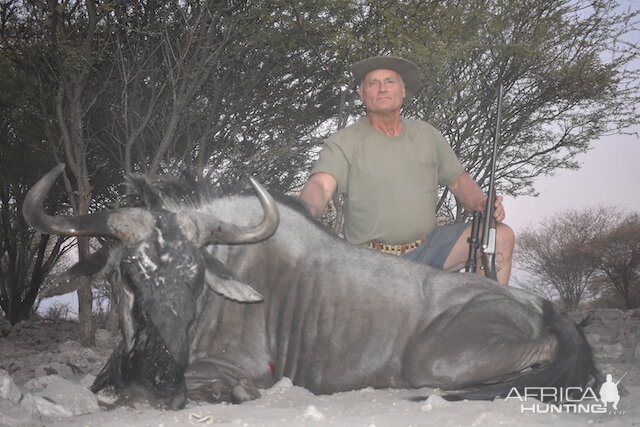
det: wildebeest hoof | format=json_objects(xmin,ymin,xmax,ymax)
[{"xmin": 232, "ymin": 378, "xmax": 261, "ymax": 403}]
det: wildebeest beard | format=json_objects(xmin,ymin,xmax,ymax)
[{"xmin": 92, "ymin": 312, "xmax": 189, "ymax": 408}]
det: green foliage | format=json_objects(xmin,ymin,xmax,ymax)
[{"xmin": 2, "ymin": 0, "xmax": 637, "ymax": 195}]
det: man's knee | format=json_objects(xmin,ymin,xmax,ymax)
[
  {"xmin": 441, "ymin": 224, "xmax": 473, "ymax": 272},
  {"xmin": 496, "ymin": 223, "xmax": 515, "ymax": 252}
]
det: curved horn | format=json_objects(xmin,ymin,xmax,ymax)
[
  {"xmin": 23, "ymin": 164, "xmax": 154, "ymax": 242},
  {"xmin": 188, "ymin": 177, "xmax": 279, "ymax": 246}
]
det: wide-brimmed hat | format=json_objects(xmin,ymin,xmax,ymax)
[{"xmin": 350, "ymin": 56, "xmax": 421, "ymax": 98}]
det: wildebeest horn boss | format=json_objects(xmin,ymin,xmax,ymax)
[{"xmin": 23, "ymin": 165, "xmax": 600, "ymax": 409}]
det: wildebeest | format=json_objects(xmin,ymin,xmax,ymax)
[{"xmin": 23, "ymin": 164, "xmax": 600, "ymax": 409}]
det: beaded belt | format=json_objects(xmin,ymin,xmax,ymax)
[{"xmin": 363, "ymin": 238, "xmax": 426, "ymax": 256}]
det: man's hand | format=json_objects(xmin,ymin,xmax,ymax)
[{"xmin": 448, "ymin": 172, "xmax": 506, "ymax": 223}]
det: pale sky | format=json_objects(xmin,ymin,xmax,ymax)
[{"xmin": 505, "ymin": 129, "xmax": 640, "ymax": 232}]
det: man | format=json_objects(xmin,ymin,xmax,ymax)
[
  {"xmin": 599, "ymin": 374, "xmax": 621, "ymax": 410},
  {"xmin": 299, "ymin": 56, "xmax": 514, "ymax": 284}
]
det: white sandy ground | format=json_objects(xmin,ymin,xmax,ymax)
[
  {"xmin": 2, "ymin": 309, "xmax": 638, "ymax": 427},
  {"xmin": 44, "ymin": 379, "xmax": 639, "ymax": 427}
]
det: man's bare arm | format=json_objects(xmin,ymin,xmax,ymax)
[
  {"xmin": 448, "ymin": 172, "xmax": 506, "ymax": 223},
  {"xmin": 448, "ymin": 172, "xmax": 485, "ymax": 211},
  {"xmin": 299, "ymin": 172, "xmax": 337, "ymax": 218}
]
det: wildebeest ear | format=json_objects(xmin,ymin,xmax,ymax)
[
  {"xmin": 42, "ymin": 245, "xmax": 111, "ymax": 298},
  {"xmin": 202, "ymin": 252, "xmax": 263, "ymax": 302}
]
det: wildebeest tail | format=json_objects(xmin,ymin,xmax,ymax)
[{"xmin": 443, "ymin": 301, "xmax": 601, "ymax": 402}]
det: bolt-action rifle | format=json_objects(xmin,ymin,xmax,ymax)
[{"xmin": 465, "ymin": 84, "xmax": 504, "ymax": 281}]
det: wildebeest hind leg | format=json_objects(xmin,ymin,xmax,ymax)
[
  {"xmin": 184, "ymin": 361, "xmax": 261, "ymax": 403},
  {"xmin": 403, "ymin": 300, "xmax": 558, "ymax": 389}
]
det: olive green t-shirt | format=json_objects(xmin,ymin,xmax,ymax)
[{"xmin": 311, "ymin": 118, "xmax": 464, "ymax": 245}]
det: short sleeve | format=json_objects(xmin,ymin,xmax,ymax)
[
  {"xmin": 434, "ymin": 131, "xmax": 464, "ymax": 186},
  {"xmin": 310, "ymin": 134, "xmax": 351, "ymax": 194}
]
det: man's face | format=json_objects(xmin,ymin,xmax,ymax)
[{"xmin": 358, "ymin": 69, "xmax": 406, "ymax": 114}]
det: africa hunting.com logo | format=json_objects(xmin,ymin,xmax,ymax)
[{"xmin": 504, "ymin": 372, "xmax": 628, "ymax": 415}]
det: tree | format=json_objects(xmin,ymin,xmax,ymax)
[
  {"xmin": 0, "ymin": 0, "xmax": 347, "ymax": 334},
  {"xmin": 591, "ymin": 213, "xmax": 640, "ymax": 308},
  {"xmin": 514, "ymin": 207, "xmax": 620, "ymax": 310},
  {"xmin": 0, "ymin": 182, "xmax": 75, "ymax": 324},
  {"xmin": 0, "ymin": 54, "xmax": 75, "ymax": 323},
  {"xmin": 0, "ymin": 0, "xmax": 120, "ymax": 343},
  {"xmin": 88, "ymin": 0, "xmax": 345, "ymax": 190}
]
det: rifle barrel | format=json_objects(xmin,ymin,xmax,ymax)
[{"xmin": 481, "ymin": 84, "xmax": 504, "ymax": 254}]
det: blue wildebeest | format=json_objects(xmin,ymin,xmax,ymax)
[{"xmin": 23, "ymin": 165, "xmax": 599, "ymax": 409}]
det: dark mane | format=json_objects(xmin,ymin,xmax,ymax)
[
  {"xmin": 118, "ymin": 171, "xmax": 340, "ymax": 237},
  {"xmin": 120, "ymin": 173, "xmax": 228, "ymax": 210}
]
